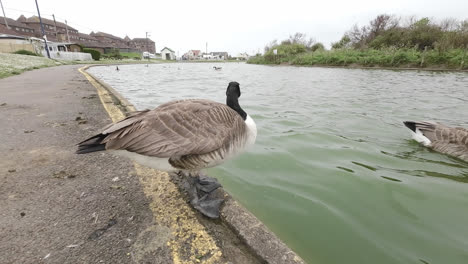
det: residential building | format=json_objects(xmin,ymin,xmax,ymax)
[
  {"xmin": 183, "ymin": 50, "xmax": 201, "ymax": 60},
  {"xmin": 0, "ymin": 14, "xmax": 156, "ymax": 55},
  {"xmin": 0, "ymin": 16, "xmax": 35, "ymax": 38},
  {"xmin": 19, "ymin": 15, "xmax": 79, "ymax": 42},
  {"xmin": 0, "ymin": 24, "xmax": 19, "ymax": 36},
  {"xmin": 129, "ymin": 38, "xmax": 155, "ymax": 54},
  {"xmin": 160, "ymin": 47, "xmax": 175, "ymax": 60},
  {"xmin": 210, "ymin": 51, "xmax": 229, "ymax": 60},
  {"xmin": 237, "ymin": 52, "xmax": 250, "ymax": 60}
]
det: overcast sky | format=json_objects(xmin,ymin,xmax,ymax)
[{"xmin": 4, "ymin": 0, "xmax": 468, "ymax": 56}]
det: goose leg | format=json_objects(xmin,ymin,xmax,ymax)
[{"xmin": 185, "ymin": 172, "xmax": 223, "ymax": 219}]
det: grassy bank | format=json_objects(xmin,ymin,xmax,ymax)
[
  {"xmin": 0, "ymin": 53, "xmax": 170, "ymax": 79},
  {"xmin": 120, "ymin": 52, "xmax": 142, "ymax": 58},
  {"xmin": 248, "ymin": 48, "xmax": 467, "ymax": 70},
  {"xmin": 0, "ymin": 53, "xmax": 65, "ymax": 78}
]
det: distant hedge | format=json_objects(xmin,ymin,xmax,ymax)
[
  {"xmin": 82, "ymin": 48, "xmax": 101, "ymax": 60},
  {"xmin": 13, "ymin": 49, "xmax": 38, "ymax": 56}
]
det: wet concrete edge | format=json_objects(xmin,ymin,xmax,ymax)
[{"xmin": 80, "ymin": 65, "xmax": 306, "ymax": 264}]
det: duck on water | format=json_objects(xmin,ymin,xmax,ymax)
[{"xmin": 77, "ymin": 82, "xmax": 257, "ymax": 218}]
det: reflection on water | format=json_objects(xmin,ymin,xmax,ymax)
[{"xmin": 89, "ymin": 63, "xmax": 468, "ymax": 264}]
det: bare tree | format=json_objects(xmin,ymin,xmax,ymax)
[
  {"xmin": 459, "ymin": 19, "xmax": 468, "ymax": 33},
  {"xmin": 346, "ymin": 24, "xmax": 368, "ymax": 48},
  {"xmin": 264, "ymin": 39, "xmax": 278, "ymax": 53},
  {"xmin": 440, "ymin": 18, "xmax": 459, "ymax": 31},
  {"xmin": 369, "ymin": 14, "xmax": 399, "ymax": 38},
  {"xmin": 401, "ymin": 15, "xmax": 418, "ymax": 28},
  {"xmin": 286, "ymin": 32, "xmax": 316, "ymax": 48}
]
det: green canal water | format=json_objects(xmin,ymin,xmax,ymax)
[{"xmin": 89, "ymin": 63, "xmax": 468, "ymax": 264}]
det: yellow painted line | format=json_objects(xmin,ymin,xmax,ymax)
[{"xmin": 79, "ymin": 66, "xmax": 222, "ymax": 264}]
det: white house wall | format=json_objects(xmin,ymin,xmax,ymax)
[{"xmin": 161, "ymin": 49, "xmax": 175, "ymax": 60}]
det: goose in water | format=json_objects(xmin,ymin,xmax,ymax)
[
  {"xmin": 77, "ymin": 82, "xmax": 257, "ymax": 218},
  {"xmin": 213, "ymin": 66, "xmax": 222, "ymax": 70},
  {"xmin": 403, "ymin": 121, "xmax": 468, "ymax": 162}
]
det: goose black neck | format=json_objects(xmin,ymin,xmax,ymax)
[{"xmin": 227, "ymin": 95, "xmax": 247, "ymax": 120}]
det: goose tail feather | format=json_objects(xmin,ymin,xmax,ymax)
[
  {"xmin": 403, "ymin": 121, "xmax": 435, "ymax": 146},
  {"xmin": 403, "ymin": 121, "xmax": 436, "ymax": 132},
  {"xmin": 76, "ymin": 134, "xmax": 106, "ymax": 154}
]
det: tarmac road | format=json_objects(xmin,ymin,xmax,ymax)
[{"xmin": 0, "ymin": 65, "xmax": 304, "ymax": 264}]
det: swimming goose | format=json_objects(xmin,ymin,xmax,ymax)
[
  {"xmin": 403, "ymin": 121, "xmax": 468, "ymax": 162},
  {"xmin": 77, "ymin": 82, "xmax": 257, "ymax": 218},
  {"xmin": 213, "ymin": 66, "xmax": 222, "ymax": 70}
]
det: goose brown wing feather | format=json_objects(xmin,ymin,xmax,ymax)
[
  {"xmin": 432, "ymin": 125, "xmax": 468, "ymax": 145},
  {"xmin": 101, "ymin": 110, "xmax": 150, "ymax": 135},
  {"xmin": 415, "ymin": 122, "xmax": 468, "ymax": 162},
  {"xmin": 101, "ymin": 99, "xmax": 245, "ymax": 158}
]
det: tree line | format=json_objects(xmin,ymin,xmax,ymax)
[
  {"xmin": 332, "ymin": 15, "xmax": 467, "ymax": 51},
  {"xmin": 249, "ymin": 14, "xmax": 467, "ymax": 69}
]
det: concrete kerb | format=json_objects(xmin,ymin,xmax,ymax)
[{"xmin": 79, "ymin": 65, "xmax": 306, "ymax": 264}]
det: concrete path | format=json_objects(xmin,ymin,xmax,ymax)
[{"xmin": 0, "ymin": 65, "xmax": 305, "ymax": 264}]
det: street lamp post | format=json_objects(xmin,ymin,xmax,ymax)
[
  {"xmin": 146, "ymin": 32, "xmax": 150, "ymax": 64},
  {"xmin": 34, "ymin": 0, "xmax": 50, "ymax": 58},
  {"xmin": 0, "ymin": 0, "xmax": 10, "ymax": 29}
]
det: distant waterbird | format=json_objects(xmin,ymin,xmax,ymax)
[
  {"xmin": 77, "ymin": 82, "xmax": 257, "ymax": 218},
  {"xmin": 213, "ymin": 66, "xmax": 222, "ymax": 70},
  {"xmin": 403, "ymin": 121, "xmax": 468, "ymax": 162},
  {"xmin": 115, "ymin": 66, "xmax": 119, "ymax": 71}
]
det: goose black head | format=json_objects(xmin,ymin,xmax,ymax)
[
  {"xmin": 226, "ymin": 81, "xmax": 247, "ymax": 120},
  {"xmin": 226, "ymin": 81, "xmax": 241, "ymax": 98}
]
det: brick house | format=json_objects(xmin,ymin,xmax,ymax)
[
  {"xmin": 128, "ymin": 38, "xmax": 155, "ymax": 54},
  {"xmin": 2, "ymin": 14, "xmax": 156, "ymax": 55},
  {"xmin": 90, "ymin": 31, "xmax": 123, "ymax": 44},
  {"xmin": 90, "ymin": 32, "xmax": 145, "ymax": 53},
  {"xmin": 0, "ymin": 16, "xmax": 35, "ymax": 38},
  {"xmin": 183, "ymin": 50, "xmax": 201, "ymax": 60},
  {"xmin": 0, "ymin": 24, "xmax": 18, "ymax": 35},
  {"xmin": 19, "ymin": 15, "xmax": 79, "ymax": 42}
]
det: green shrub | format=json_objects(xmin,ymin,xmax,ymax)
[
  {"xmin": 103, "ymin": 48, "xmax": 123, "ymax": 60},
  {"xmin": 247, "ymin": 55, "xmax": 275, "ymax": 64},
  {"xmin": 310, "ymin": 42, "xmax": 325, "ymax": 52},
  {"xmin": 260, "ymin": 43, "xmax": 308, "ymax": 64},
  {"xmin": 13, "ymin": 49, "xmax": 38, "ymax": 56},
  {"xmin": 82, "ymin": 48, "xmax": 101, "ymax": 60}
]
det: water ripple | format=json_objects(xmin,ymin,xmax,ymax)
[{"xmin": 89, "ymin": 63, "xmax": 468, "ymax": 264}]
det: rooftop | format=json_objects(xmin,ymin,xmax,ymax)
[
  {"xmin": 161, "ymin": 47, "xmax": 174, "ymax": 52},
  {"xmin": 132, "ymin": 37, "xmax": 154, "ymax": 42},
  {"xmin": 91, "ymin": 31, "xmax": 124, "ymax": 41},
  {"xmin": 23, "ymin": 16, "xmax": 78, "ymax": 31},
  {"xmin": 0, "ymin": 16, "xmax": 28, "ymax": 28}
]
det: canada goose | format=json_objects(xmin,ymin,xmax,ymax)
[
  {"xmin": 115, "ymin": 66, "xmax": 119, "ymax": 71},
  {"xmin": 403, "ymin": 121, "xmax": 468, "ymax": 162},
  {"xmin": 213, "ymin": 66, "xmax": 222, "ymax": 70},
  {"xmin": 77, "ymin": 82, "xmax": 257, "ymax": 218}
]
